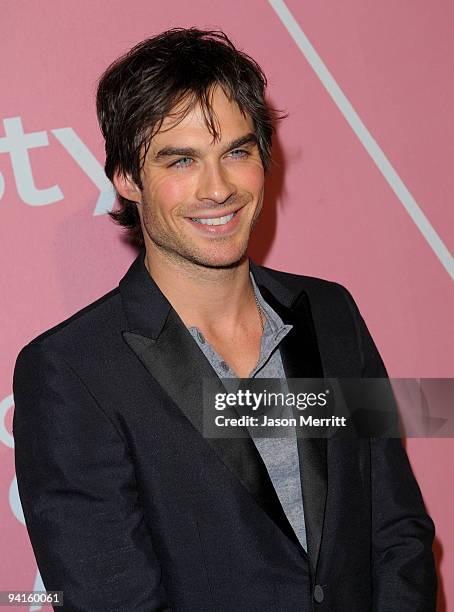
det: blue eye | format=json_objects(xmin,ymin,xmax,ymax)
[
  {"xmin": 229, "ymin": 149, "xmax": 248, "ymax": 159},
  {"xmin": 173, "ymin": 157, "xmax": 193, "ymax": 168}
]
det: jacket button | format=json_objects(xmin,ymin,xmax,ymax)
[{"xmin": 313, "ymin": 584, "xmax": 324, "ymax": 603}]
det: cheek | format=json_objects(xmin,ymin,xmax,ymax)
[
  {"xmin": 144, "ymin": 173, "xmax": 194, "ymax": 215},
  {"xmin": 234, "ymin": 162, "xmax": 265, "ymax": 194}
]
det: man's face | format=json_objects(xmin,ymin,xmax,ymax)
[{"xmin": 131, "ymin": 87, "xmax": 265, "ymax": 269}]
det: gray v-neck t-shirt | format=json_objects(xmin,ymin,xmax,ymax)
[{"xmin": 187, "ymin": 274, "xmax": 307, "ymax": 551}]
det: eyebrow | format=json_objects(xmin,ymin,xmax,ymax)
[{"xmin": 154, "ymin": 132, "xmax": 258, "ymax": 159}]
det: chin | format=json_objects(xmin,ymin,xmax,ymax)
[
  {"xmin": 188, "ymin": 246, "xmax": 248, "ymax": 270},
  {"xmin": 178, "ymin": 235, "xmax": 250, "ymax": 269},
  {"xmin": 194, "ymin": 254, "xmax": 245, "ymax": 270}
]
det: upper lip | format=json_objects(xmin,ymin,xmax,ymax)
[{"xmin": 186, "ymin": 205, "xmax": 243, "ymax": 220}]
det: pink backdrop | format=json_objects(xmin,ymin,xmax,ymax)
[{"xmin": 1, "ymin": 1, "xmax": 453, "ymax": 609}]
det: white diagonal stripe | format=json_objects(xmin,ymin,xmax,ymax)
[{"xmin": 269, "ymin": 0, "xmax": 454, "ymax": 279}]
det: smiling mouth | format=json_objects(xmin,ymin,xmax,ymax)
[{"xmin": 190, "ymin": 212, "xmax": 237, "ymax": 226}]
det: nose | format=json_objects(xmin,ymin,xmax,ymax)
[{"xmin": 195, "ymin": 160, "xmax": 236, "ymax": 205}]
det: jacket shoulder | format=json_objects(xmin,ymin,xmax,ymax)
[
  {"xmin": 256, "ymin": 264, "xmax": 352, "ymax": 303},
  {"xmin": 257, "ymin": 265, "xmax": 387, "ymax": 377},
  {"xmin": 18, "ymin": 287, "xmax": 123, "ymax": 358}
]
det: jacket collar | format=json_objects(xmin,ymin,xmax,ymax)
[{"xmin": 119, "ymin": 248, "xmax": 172, "ymax": 340}]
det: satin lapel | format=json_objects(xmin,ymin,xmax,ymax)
[
  {"xmin": 257, "ymin": 284, "xmax": 328, "ymax": 578},
  {"xmin": 122, "ymin": 309, "xmax": 300, "ymax": 548}
]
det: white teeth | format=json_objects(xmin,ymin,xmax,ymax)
[{"xmin": 192, "ymin": 213, "xmax": 235, "ymax": 226}]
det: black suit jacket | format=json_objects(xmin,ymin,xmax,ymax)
[{"xmin": 13, "ymin": 250, "xmax": 437, "ymax": 611}]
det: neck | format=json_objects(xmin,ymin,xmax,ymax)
[{"xmin": 143, "ymin": 246, "xmax": 256, "ymax": 333}]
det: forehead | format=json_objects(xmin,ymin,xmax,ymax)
[{"xmin": 153, "ymin": 87, "xmax": 254, "ymax": 146}]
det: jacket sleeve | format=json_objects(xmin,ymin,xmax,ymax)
[
  {"xmin": 13, "ymin": 341, "xmax": 170, "ymax": 612},
  {"xmin": 340, "ymin": 286, "xmax": 438, "ymax": 611}
]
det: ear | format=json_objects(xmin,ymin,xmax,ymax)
[{"xmin": 113, "ymin": 171, "xmax": 143, "ymax": 204}]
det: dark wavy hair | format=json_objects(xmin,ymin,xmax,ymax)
[{"xmin": 96, "ymin": 28, "xmax": 281, "ymax": 246}]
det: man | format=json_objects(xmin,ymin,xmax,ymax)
[{"xmin": 13, "ymin": 29, "xmax": 437, "ymax": 611}]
